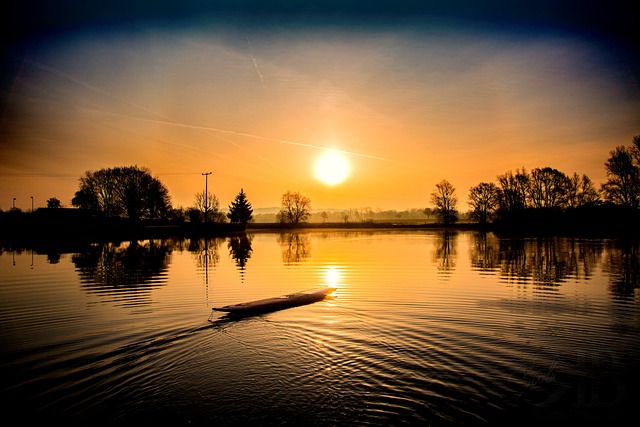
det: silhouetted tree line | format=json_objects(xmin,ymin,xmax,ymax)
[
  {"xmin": 460, "ymin": 135, "xmax": 640, "ymax": 234},
  {"xmin": 2, "ymin": 137, "xmax": 639, "ymax": 236},
  {"xmin": 68, "ymin": 165, "xmax": 255, "ymax": 227}
]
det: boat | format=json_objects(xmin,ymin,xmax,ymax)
[{"xmin": 211, "ymin": 286, "xmax": 336, "ymax": 317}]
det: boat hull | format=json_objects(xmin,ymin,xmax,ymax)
[{"xmin": 212, "ymin": 287, "xmax": 336, "ymax": 316}]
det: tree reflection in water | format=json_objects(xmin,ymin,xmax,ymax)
[
  {"xmin": 72, "ymin": 240, "xmax": 172, "ymax": 304},
  {"xmin": 277, "ymin": 232, "xmax": 311, "ymax": 264},
  {"xmin": 464, "ymin": 233, "xmax": 639, "ymax": 322},
  {"xmin": 470, "ymin": 235, "xmax": 606, "ymax": 287},
  {"xmin": 604, "ymin": 239, "xmax": 639, "ymax": 298},
  {"xmin": 23, "ymin": 232, "xmax": 640, "ymax": 304},
  {"xmin": 469, "ymin": 232, "xmax": 500, "ymax": 272},
  {"xmin": 433, "ymin": 231, "xmax": 457, "ymax": 277},
  {"xmin": 227, "ymin": 234, "xmax": 253, "ymax": 281},
  {"xmin": 190, "ymin": 238, "xmax": 223, "ymax": 290}
]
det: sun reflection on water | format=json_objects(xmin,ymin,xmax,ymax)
[{"xmin": 324, "ymin": 266, "xmax": 342, "ymax": 288}]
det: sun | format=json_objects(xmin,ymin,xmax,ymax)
[{"xmin": 314, "ymin": 151, "xmax": 351, "ymax": 185}]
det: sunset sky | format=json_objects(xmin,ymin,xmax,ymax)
[{"xmin": 1, "ymin": 1, "xmax": 638, "ymax": 212}]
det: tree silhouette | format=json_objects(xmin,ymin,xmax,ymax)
[
  {"xmin": 528, "ymin": 167, "xmax": 571, "ymax": 209},
  {"xmin": 72, "ymin": 168, "xmax": 119, "ymax": 216},
  {"xmin": 227, "ymin": 188, "xmax": 254, "ymax": 224},
  {"xmin": 119, "ymin": 166, "xmax": 171, "ymax": 220},
  {"xmin": 186, "ymin": 207, "xmax": 203, "ymax": 223},
  {"xmin": 276, "ymin": 191, "xmax": 311, "ymax": 224},
  {"xmin": 72, "ymin": 166, "xmax": 171, "ymax": 220},
  {"xmin": 468, "ymin": 182, "xmax": 498, "ymax": 224},
  {"xmin": 567, "ymin": 173, "xmax": 600, "ymax": 208},
  {"xmin": 496, "ymin": 168, "xmax": 529, "ymax": 211},
  {"xmin": 194, "ymin": 192, "xmax": 225, "ymax": 223},
  {"xmin": 431, "ymin": 180, "xmax": 458, "ymax": 225},
  {"xmin": 46, "ymin": 197, "xmax": 62, "ymax": 208},
  {"xmin": 602, "ymin": 136, "xmax": 640, "ymax": 209}
]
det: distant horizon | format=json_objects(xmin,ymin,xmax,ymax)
[
  {"xmin": 1, "ymin": 143, "xmax": 636, "ymax": 213},
  {"xmin": 10, "ymin": 203, "xmax": 434, "ymax": 215}
]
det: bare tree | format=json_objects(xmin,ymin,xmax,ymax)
[
  {"xmin": 194, "ymin": 192, "xmax": 225, "ymax": 223},
  {"xmin": 601, "ymin": 137, "xmax": 640, "ymax": 208},
  {"xmin": 276, "ymin": 191, "xmax": 311, "ymax": 224},
  {"xmin": 468, "ymin": 182, "xmax": 499, "ymax": 224},
  {"xmin": 431, "ymin": 180, "xmax": 458, "ymax": 225},
  {"xmin": 496, "ymin": 168, "xmax": 529, "ymax": 211},
  {"xmin": 73, "ymin": 168, "xmax": 120, "ymax": 216},
  {"xmin": 567, "ymin": 173, "xmax": 600, "ymax": 208},
  {"xmin": 528, "ymin": 167, "xmax": 572, "ymax": 209},
  {"xmin": 423, "ymin": 207, "xmax": 433, "ymax": 220}
]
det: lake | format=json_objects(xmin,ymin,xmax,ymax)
[{"xmin": 1, "ymin": 230, "xmax": 638, "ymax": 425}]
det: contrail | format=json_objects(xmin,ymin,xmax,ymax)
[
  {"xmin": 84, "ymin": 108, "xmax": 390, "ymax": 161},
  {"xmin": 140, "ymin": 116, "xmax": 390, "ymax": 160},
  {"xmin": 252, "ymin": 57, "xmax": 264, "ymax": 84},
  {"xmin": 246, "ymin": 37, "xmax": 265, "ymax": 87},
  {"xmin": 22, "ymin": 55, "xmax": 390, "ymax": 161},
  {"xmin": 22, "ymin": 54, "xmax": 278, "ymax": 160}
]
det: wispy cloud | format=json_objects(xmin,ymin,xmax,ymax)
[{"xmin": 23, "ymin": 55, "xmax": 390, "ymax": 162}]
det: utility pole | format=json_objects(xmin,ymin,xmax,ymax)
[
  {"xmin": 12, "ymin": 198, "xmax": 16, "ymax": 209},
  {"xmin": 31, "ymin": 196, "xmax": 34, "ymax": 212},
  {"xmin": 202, "ymin": 172, "xmax": 212, "ymax": 223}
]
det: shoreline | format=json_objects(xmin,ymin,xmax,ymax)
[
  {"xmin": 2, "ymin": 206, "xmax": 639, "ymax": 250},
  {"xmin": 1, "ymin": 218, "xmax": 637, "ymax": 248}
]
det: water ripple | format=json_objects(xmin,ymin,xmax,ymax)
[{"xmin": 2, "ymin": 232, "xmax": 638, "ymax": 425}]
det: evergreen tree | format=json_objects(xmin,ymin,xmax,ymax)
[{"xmin": 227, "ymin": 188, "xmax": 254, "ymax": 224}]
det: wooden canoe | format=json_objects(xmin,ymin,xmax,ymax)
[{"xmin": 212, "ymin": 287, "xmax": 336, "ymax": 315}]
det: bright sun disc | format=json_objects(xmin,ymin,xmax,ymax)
[{"xmin": 314, "ymin": 151, "xmax": 351, "ymax": 185}]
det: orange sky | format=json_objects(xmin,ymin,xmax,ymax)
[{"xmin": 1, "ymin": 3, "xmax": 638, "ymax": 211}]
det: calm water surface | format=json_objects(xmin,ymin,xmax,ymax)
[{"xmin": 1, "ymin": 230, "xmax": 638, "ymax": 425}]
